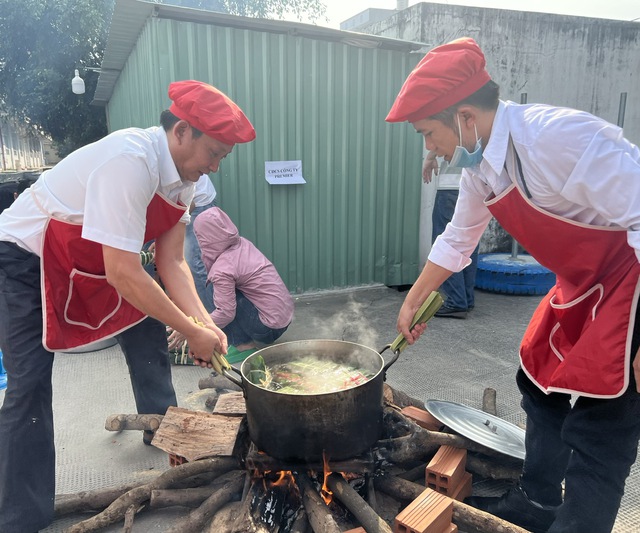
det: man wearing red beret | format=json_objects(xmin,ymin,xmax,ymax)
[
  {"xmin": 389, "ymin": 37, "xmax": 640, "ymax": 533},
  {"xmin": 0, "ymin": 80, "xmax": 255, "ymax": 532}
]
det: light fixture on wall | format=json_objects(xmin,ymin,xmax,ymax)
[{"xmin": 71, "ymin": 67, "xmax": 102, "ymax": 95}]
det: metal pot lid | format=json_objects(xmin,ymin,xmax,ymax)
[{"xmin": 425, "ymin": 399, "xmax": 526, "ymax": 460}]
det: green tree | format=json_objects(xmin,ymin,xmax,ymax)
[
  {"xmin": 0, "ymin": 0, "xmax": 113, "ymax": 157},
  {"xmin": 0, "ymin": 0, "xmax": 325, "ymax": 156},
  {"xmin": 159, "ymin": 0, "xmax": 326, "ymax": 22}
]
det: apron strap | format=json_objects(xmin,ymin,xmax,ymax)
[{"xmin": 504, "ymin": 136, "xmax": 533, "ymax": 199}]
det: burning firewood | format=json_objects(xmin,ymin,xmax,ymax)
[
  {"xmin": 297, "ymin": 473, "xmax": 342, "ymax": 533},
  {"xmin": 325, "ymin": 473, "xmax": 392, "ymax": 533}
]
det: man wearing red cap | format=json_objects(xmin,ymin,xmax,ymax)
[
  {"xmin": 0, "ymin": 80, "xmax": 255, "ymax": 532},
  {"xmin": 388, "ymin": 37, "xmax": 640, "ymax": 533}
]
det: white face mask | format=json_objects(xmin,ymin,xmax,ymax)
[{"xmin": 448, "ymin": 114, "xmax": 483, "ymax": 168}]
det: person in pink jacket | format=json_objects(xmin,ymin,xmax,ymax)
[{"xmin": 193, "ymin": 206, "xmax": 294, "ymax": 353}]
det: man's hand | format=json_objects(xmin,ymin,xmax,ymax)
[
  {"xmin": 422, "ymin": 151, "xmax": 439, "ymax": 184},
  {"xmin": 397, "ymin": 301, "xmax": 427, "ymax": 345},
  {"xmin": 166, "ymin": 326, "xmax": 186, "ymax": 351},
  {"xmin": 187, "ymin": 317, "xmax": 229, "ymax": 372}
]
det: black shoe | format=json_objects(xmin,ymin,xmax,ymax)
[
  {"xmin": 434, "ymin": 305, "xmax": 468, "ymax": 319},
  {"xmin": 143, "ymin": 430, "xmax": 155, "ymax": 445},
  {"xmin": 464, "ymin": 486, "xmax": 558, "ymax": 533}
]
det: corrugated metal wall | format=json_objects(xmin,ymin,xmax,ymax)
[{"xmin": 106, "ymin": 17, "xmax": 423, "ymax": 293}]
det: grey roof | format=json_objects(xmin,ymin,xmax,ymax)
[{"xmin": 93, "ymin": 0, "xmax": 429, "ymax": 106}]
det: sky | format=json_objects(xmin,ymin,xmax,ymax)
[{"xmin": 316, "ymin": 1, "xmax": 640, "ymax": 29}]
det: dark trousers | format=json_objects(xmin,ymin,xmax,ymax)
[
  {"xmin": 517, "ymin": 304, "xmax": 640, "ymax": 532},
  {"xmin": 432, "ymin": 189, "xmax": 478, "ymax": 310},
  {"xmin": 221, "ymin": 290, "xmax": 289, "ymax": 346},
  {"xmin": 0, "ymin": 241, "xmax": 176, "ymax": 532}
]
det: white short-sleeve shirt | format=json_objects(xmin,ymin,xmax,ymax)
[{"xmin": 0, "ymin": 127, "xmax": 195, "ymax": 255}]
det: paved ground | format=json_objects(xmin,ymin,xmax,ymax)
[{"xmin": 1, "ymin": 285, "xmax": 638, "ymax": 531}]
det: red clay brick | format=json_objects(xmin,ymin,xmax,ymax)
[
  {"xmin": 426, "ymin": 446, "xmax": 467, "ymax": 495},
  {"xmin": 444, "ymin": 524, "xmax": 458, "ymax": 533},
  {"xmin": 401, "ymin": 406, "xmax": 445, "ymax": 431},
  {"xmin": 394, "ymin": 487, "xmax": 453, "ymax": 533},
  {"xmin": 344, "ymin": 528, "xmax": 366, "ymax": 533},
  {"xmin": 169, "ymin": 453, "xmax": 188, "ymax": 467},
  {"xmin": 449, "ymin": 472, "xmax": 473, "ymax": 502}
]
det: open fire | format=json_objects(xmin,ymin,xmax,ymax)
[{"xmin": 59, "ymin": 384, "xmax": 528, "ymax": 533}]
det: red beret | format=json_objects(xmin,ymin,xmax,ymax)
[
  {"xmin": 386, "ymin": 37, "xmax": 491, "ymax": 123},
  {"xmin": 168, "ymin": 80, "xmax": 256, "ymax": 145}
]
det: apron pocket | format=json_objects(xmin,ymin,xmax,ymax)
[{"xmin": 64, "ymin": 269, "xmax": 122, "ymax": 329}]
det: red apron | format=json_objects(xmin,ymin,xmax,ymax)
[
  {"xmin": 485, "ymin": 154, "xmax": 640, "ymax": 398},
  {"xmin": 40, "ymin": 193, "xmax": 187, "ymax": 351}
]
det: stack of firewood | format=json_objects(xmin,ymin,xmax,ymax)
[{"xmin": 54, "ymin": 384, "xmax": 528, "ymax": 533}]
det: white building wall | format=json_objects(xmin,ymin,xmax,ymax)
[{"xmin": 0, "ymin": 120, "xmax": 45, "ymax": 171}]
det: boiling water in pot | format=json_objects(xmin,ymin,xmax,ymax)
[{"xmin": 248, "ymin": 354, "xmax": 376, "ymax": 394}]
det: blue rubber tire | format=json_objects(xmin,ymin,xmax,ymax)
[{"xmin": 475, "ymin": 253, "xmax": 556, "ymax": 295}]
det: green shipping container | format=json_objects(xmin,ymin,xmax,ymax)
[{"xmin": 95, "ymin": 0, "xmax": 426, "ymax": 293}]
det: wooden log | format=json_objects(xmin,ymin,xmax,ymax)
[
  {"xmin": 55, "ymin": 470, "xmax": 222, "ymax": 517},
  {"xmin": 150, "ymin": 486, "xmax": 216, "ymax": 509},
  {"xmin": 297, "ymin": 473, "xmax": 342, "ymax": 533},
  {"xmin": 482, "ymin": 388, "xmax": 497, "ymax": 416},
  {"xmin": 150, "ymin": 470, "xmax": 244, "ymax": 509},
  {"xmin": 66, "ymin": 457, "xmax": 237, "ymax": 533},
  {"xmin": 325, "ymin": 473, "xmax": 392, "ymax": 533},
  {"xmin": 122, "ymin": 504, "xmax": 137, "ymax": 533},
  {"xmin": 374, "ymin": 474, "xmax": 530, "ymax": 533},
  {"xmin": 397, "ymin": 463, "xmax": 429, "ymax": 482},
  {"xmin": 207, "ymin": 501, "xmax": 243, "ymax": 533},
  {"xmin": 289, "ymin": 508, "xmax": 310, "ymax": 533},
  {"xmin": 199, "ymin": 374, "xmax": 242, "ymax": 391},
  {"xmin": 164, "ymin": 470, "xmax": 245, "ymax": 533},
  {"xmin": 55, "ymin": 481, "xmax": 144, "ymax": 516},
  {"xmin": 383, "ymin": 383, "xmax": 426, "ymax": 410},
  {"xmin": 466, "ymin": 456, "xmax": 520, "ymax": 482},
  {"xmin": 104, "ymin": 414, "xmax": 164, "ymax": 432},
  {"xmin": 377, "ymin": 427, "xmax": 503, "ymax": 464}
]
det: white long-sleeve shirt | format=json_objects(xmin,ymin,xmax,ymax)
[{"xmin": 429, "ymin": 100, "xmax": 640, "ymax": 272}]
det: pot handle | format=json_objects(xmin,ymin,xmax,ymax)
[
  {"xmin": 378, "ymin": 344, "xmax": 401, "ymax": 375},
  {"xmin": 221, "ymin": 365, "xmax": 244, "ymax": 390}
]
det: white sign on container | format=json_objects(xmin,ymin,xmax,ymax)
[{"xmin": 265, "ymin": 160, "xmax": 306, "ymax": 185}]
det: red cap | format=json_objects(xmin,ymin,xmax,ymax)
[
  {"xmin": 168, "ymin": 80, "xmax": 256, "ymax": 145},
  {"xmin": 386, "ymin": 37, "xmax": 491, "ymax": 123}
]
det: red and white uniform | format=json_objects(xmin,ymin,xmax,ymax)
[
  {"xmin": 429, "ymin": 101, "xmax": 640, "ymax": 398},
  {"xmin": 0, "ymin": 127, "xmax": 195, "ymax": 350}
]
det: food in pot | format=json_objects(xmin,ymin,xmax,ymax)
[{"xmin": 247, "ymin": 354, "xmax": 376, "ymax": 394}]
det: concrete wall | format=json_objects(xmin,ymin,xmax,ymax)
[
  {"xmin": 360, "ymin": 2, "xmax": 640, "ymax": 256},
  {"xmin": 361, "ymin": 2, "xmax": 640, "ymax": 144}
]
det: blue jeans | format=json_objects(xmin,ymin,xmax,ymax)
[
  {"xmin": 185, "ymin": 202, "xmax": 216, "ymax": 313},
  {"xmin": 432, "ymin": 189, "xmax": 478, "ymax": 310},
  {"xmin": 0, "ymin": 241, "xmax": 176, "ymax": 533},
  {"xmin": 222, "ymin": 290, "xmax": 289, "ymax": 346},
  {"xmin": 516, "ymin": 302, "xmax": 640, "ymax": 532}
]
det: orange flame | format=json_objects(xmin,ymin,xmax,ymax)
[{"xmin": 320, "ymin": 451, "xmax": 333, "ymax": 505}]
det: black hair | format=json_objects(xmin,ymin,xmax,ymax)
[
  {"xmin": 159, "ymin": 110, "xmax": 203, "ymax": 138},
  {"xmin": 431, "ymin": 80, "xmax": 500, "ymax": 128}
]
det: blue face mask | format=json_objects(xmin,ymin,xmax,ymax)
[{"xmin": 448, "ymin": 115, "xmax": 483, "ymax": 168}]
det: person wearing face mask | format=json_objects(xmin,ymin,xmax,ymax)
[
  {"xmin": 387, "ymin": 37, "xmax": 640, "ymax": 533},
  {"xmin": 422, "ymin": 151, "xmax": 478, "ymax": 318}
]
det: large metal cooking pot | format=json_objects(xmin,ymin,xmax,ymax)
[{"xmin": 223, "ymin": 339, "xmax": 399, "ymax": 462}]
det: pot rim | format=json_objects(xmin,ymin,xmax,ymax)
[{"xmin": 239, "ymin": 339, "xmax": 385, "ymax": 397}]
